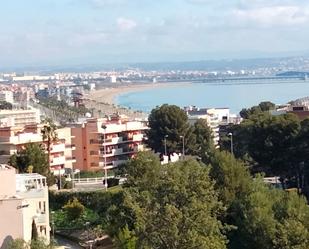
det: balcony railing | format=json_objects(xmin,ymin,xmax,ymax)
[{"xmin": 50, "ymin": 156, "xmax": 66, "ymax": 166}]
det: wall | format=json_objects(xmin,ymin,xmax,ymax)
[
  {"xmin": 0, "ymin": 198, "xmax": 24, "ymax": 248},
  {"xmin": 0, "ymin": 166, "xmax": 16, "ymax": 197}
]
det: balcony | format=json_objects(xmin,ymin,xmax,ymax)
[
  {"xmin": 132, "ymin": 134, "xmax": 144, "ymax": 141},
  {"xmin": 65, "ymin": 156, "xmax": 76, "ymax": 163},
  {"xmin": 103, "ymin": 137, "xmax": 123, "ymax": 146},
  {"xmin": 50, "ymin": 156, "xmax": 66, "ymax": 166},
  {"xmin": 100, "ymin": 148, "xmax": 123, "ymax": 157},
  {"xmin": 17, "ymin": 188, "xmax": 46, "ymax": 199},
  {"xmin": 0, "ymin": 134, "xmax": 42, "ymax": 145},
  {"xmin": 51, "ymin": 143, "xmax": 65, "ymax": 153},
  {"xmin": 65, "ymin": 144, "xmax": 76, "ymax": 150},
  {"xmin": 99, "ymin": 161, "xmax": 115, "ymax": 169}
]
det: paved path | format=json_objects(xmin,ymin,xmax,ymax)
[{"xmin": 55, "ymin": 236, "xmax": 83, "ymax": 249}]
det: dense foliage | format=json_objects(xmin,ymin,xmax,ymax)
[
  {"xmin": 239, "ymin": 101, "xmax": 276, "ymax": 119},
  {"xmin": 221, "ymin": 109, "xmax": 309, "ymax": 197},
  {"xmin": 0, "ymin": 100, "xmax": 13, "ymax": 110},
  {"xmin": 62, "ymin": 197, "xmax": 85, "ymax": 220},
  {"xmin": 48, "ymin": 102, "xmax": 309, "ymax": 248},
  {"xmin": 146, "ymin": 104, "xmax": 214, "ymax": 158},
  {"xmin": 37, "ymin": 96, "xmax": 90, "ymax": 123},
  {"xmin": 7, "ymin": 238, "xmax": 54, "ymax": 249},
  {"xmin": 112, "ymin": 152, "xmax": 228, "ymax": 249},
  {"xmin": 9, "ymin": 143, "xmax": 55, "ymax": 186}
]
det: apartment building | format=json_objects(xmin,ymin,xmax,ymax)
[
  {"xmin": 0, "ymin": 108, "xmax": 40, "ymax": 127},
  {"xmin": 71, "ymin": 115, "xmax": 148, "ymax": 172},
  {"xmin": 185, "ymin": 106, "xmax": 230, "ymax": 146},
  {"xmin": 0, "ymin": 165, "xmax": 50, "ymax": 248},
  {"xmin": 0, "ymin": 124, "xmax": 75, "ymax": 175}
]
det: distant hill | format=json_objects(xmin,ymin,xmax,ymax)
[{"xmin": 276, "ymin": 71, "xmax": 309, "ymax": 77}]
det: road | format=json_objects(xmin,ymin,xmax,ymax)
[{"xmin": 54, "ymin": 236, "xmax": 83, "ymax": 249}]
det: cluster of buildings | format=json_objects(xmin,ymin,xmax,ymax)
[
  {"xmin": 0, "ymin": 109, "xmax": 148, "ymax": 247},
  {"xmin": 0, "ymin": 110, "xmax": 148, "ymax": 176}
]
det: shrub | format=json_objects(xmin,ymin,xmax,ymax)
[{"xmin": 63, "ymin": 198, "xmax": 85, "ymax": 220}]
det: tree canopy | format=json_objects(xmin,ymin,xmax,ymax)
[
  {"xmin": 110, "ymin": 152, "xmax": 228, "ymax": 249},
  {"xmin": 9, "ymin": 143, "xmax": 55, "ymax": 186},
  {"xmin": 0, "ymin": 101, "xmax": 13, "ymax": 110},
  {"xmin": 146, "ymin": 104, "xmax": 214, "ymax": 159},
  {"xmin": 146, "ymin": 104, "xmax": 195, "ymax": 154},
  {"xmin": 239, "ymin": 101, "xmax": 276, "ymax": 119},
  {"xmin": 221, "ymin": 111, "xmax": 309, "ymax": 195}
]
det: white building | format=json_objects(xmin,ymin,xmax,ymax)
[
  {"xmin": 0, "ymin": 108, "xmax": 40, "ymax": 127},
  {"xmin": 185, "ymin": 106, "xmax": 231, "ymax": 146},
  {"xmin": 0, "ymin": 165, "xmax": 50, "ymax": 247},
  {"xmin": 0, "ymin": 91, "xmax": 14, "ymax": 104}
]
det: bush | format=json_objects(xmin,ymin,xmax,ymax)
[
  {"xmin": 54, "ymin": 208, "xmax": 100, "ymax": 229},
  {"xmin": 49, "ymin": 190, "xmax": 117, "ymax": 215},
  {"xmin": 63, "ymin": 198, "xmax": 85, "ymax": 220}
]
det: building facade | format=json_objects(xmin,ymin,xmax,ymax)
[
  {"xmin": 0, "ymin": 124, "xmax": 75, "ymax": 175},
  {"xmin": 0, "ymin": 165, "xmax": 50, "ymax": 248},
  {"xmin": 0, "ymin": 108, "xmax": 40, "ymax": 127},
  {"xmin": 185, "ymin": 106, "xmax": 230, "ymax": 146},
  {"xmin": 71, "ymin": 115, "xmax": 148, "ymax": 172}
]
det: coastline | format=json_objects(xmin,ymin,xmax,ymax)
[
  {"xmin": 83, "ymin": 82, "xmax": 192, "ymax": 119},
  {"xmin": 86, "ymin": 82, "xmax": 192, "ymax": 106}
]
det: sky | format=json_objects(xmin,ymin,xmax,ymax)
[{"xmin": 1, "ymin": 0, "xmax": 309, "ymax": 67}]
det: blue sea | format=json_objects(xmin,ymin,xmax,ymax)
[{"xmin": 115, "ymin": 80, "xmax": 309, "ymax": 114}]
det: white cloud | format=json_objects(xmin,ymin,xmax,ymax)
[
  {"xmin": 117, "ymin": 17, "xmax": 137, "ymax": 31},
  {"xmin": 233, "ymin": 6, "xmax": 309, "ymax": 27}
]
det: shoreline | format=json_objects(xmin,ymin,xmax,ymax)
[{"xmin": 86, "ymin": 82, "xmax": 192, "ymax": 106}]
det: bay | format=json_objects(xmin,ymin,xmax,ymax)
[{"xmin": 116, "ymin": 80, "xmax": 309, "ymax": 114}]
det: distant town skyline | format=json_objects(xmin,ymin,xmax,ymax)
[{"xmin": 1, "ymin": 0, "xmax": 309, "ymax": 67}]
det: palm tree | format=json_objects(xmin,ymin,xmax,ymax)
[{"xmin": 41, "ymin": 118, "xmax": 58, "ymax": 168}]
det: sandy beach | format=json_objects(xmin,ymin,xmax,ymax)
[
  {"xmin": 83, "ymin": 82, "xmax": 191, "ymax": 119},
  {"xmin": 86, "ymin": 82, "xmax": 192, "ymax": 105}
]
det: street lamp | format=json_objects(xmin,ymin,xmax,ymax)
[
  {"xmin": 228, "ymin": 132, "xmax": 233, "ymax": 155},
  {"xmin": 180, "ymin": 135, "xmax": 185, "ymax": 160},
  {"xmin": 101, "ymin": 124, "xmax": 108, "ymax": 191},
  {"xmin": 164, "ymin": 135, "xmax": 168, "ymax": 156}
]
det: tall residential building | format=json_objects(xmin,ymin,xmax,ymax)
[
  {"xmin": 0, "ymin": 124, "xmax": 75, "ymax": 175},
  {"xmin": 0, "ymin": 165, "xmax": 50, "ymax": 247},
  {"xmin": 185, "ymin": 106, "xmax": 231, "ymax": 146},
  {"xmin": 71, "ymin": 115, "xmax": 148, "ymax": 172},
  {"xmin": 0, "ymin": 108, "xmax": 40, "ymax": 127}
]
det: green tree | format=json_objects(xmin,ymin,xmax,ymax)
[
  {"xmin": 146, "ymin": 104, "xmax": 195, "ymax": 154},
  {"xmin": 121, "ymin": 152, "xmax": 227, "ymax": 249},
  {"xmin": 0, "ymin": 101, "xmax": 13, "ymax": 110},
  {"xmin": 116, "ymin": 225, "xmax": 137, "ymax": 249},
  {"xmin": 41, "ymin": 118, "xmax": 58, "ymax": 168},
  {"xmin": 31, "ymin": 220, "xmax": 38, "ymax": 241},
  {"xmin": 258, "ymin": 101, "xmax": 276, "ymax": 112},
  {"xmin": 239, "ymin": 101, "xmax": 275, "ymax": 119},
  {"xmin": 295, "ymin": 118, "xmax": 309, "ymax": 196},
  {"xmin": 209, "ymin": 151, "xmax": 251, "ymax": 207},
  {"xmin": 227, "ymin": 112, "xmax": 300, "ymax": 180},
  {"xmin": 7, "ymin": 239, "xmax": 27, "ymax": 249},
  {"xmin": 63, "ymin": 198, "xmax": 85, "ymax": 220},
  {"xmin": 30, "ymin": 238, "xmax": 54, "ymax": 249},
  {"xmin": 9, "ymin": 143, "xmax": 55, "ymax": 186},
  {"xmin": 192, "ymin": 118, "xmax": 214, "ymax": 162}
]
